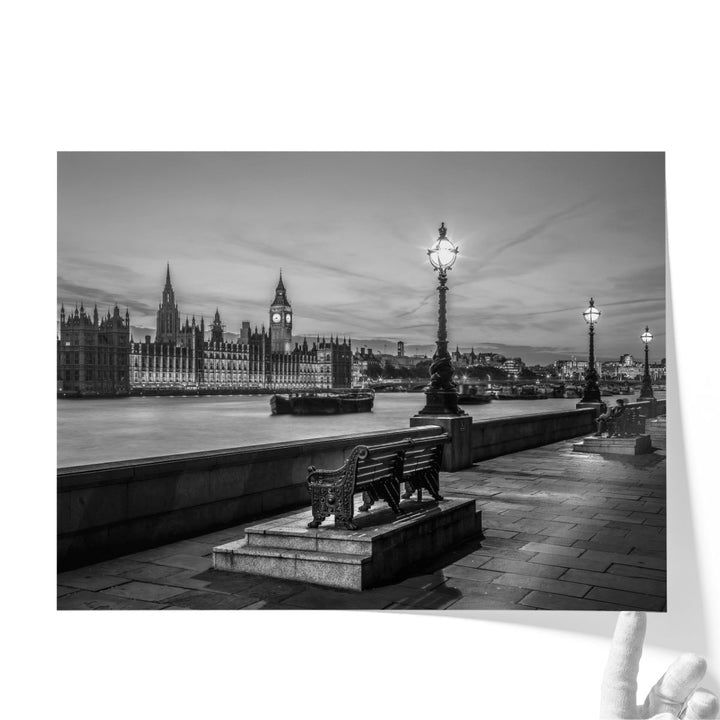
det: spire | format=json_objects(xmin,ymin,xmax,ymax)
[
  {"xmin": 272, "ymin": 270, "xmax": 290, "ymax": 306},
  {"xmin": 165, "ymin": 262, "xmax": 171, "ymax": 287}
]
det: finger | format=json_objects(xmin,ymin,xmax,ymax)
[
  {"xmin": 684, "ymin": 688, "xmax": 720, "ymax": 720},
  {"xmin": 600, "ymin": 611, "xmax": 647, "ymax": 718},
  {"xmin": 643, "ymin": 654, "xmax": 707, "ymax": 717}
]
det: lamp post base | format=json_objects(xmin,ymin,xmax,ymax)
[
  {"xmin": 639, "ymin": 381, "xmax": 655, "ymax": 400},
  {"xmin": 580, "ymin": 389, "xmax": 602, "ymax": 404},
  {"xmin": 416, "ymin": 389, "xmax": 466, "ymax": 416},
  {"xmin": 576, "ymin": 401, "xmax": 606, "ymax": 416},
  {"xmin": 410, "ymin": 414, "xmax": 472, "ymax": 471}
]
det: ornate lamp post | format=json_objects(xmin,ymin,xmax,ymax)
[
  {"xmin": 417, "ymin": 222, "xmax": 464, "ymax": 416},
  {"xmin": 580, "ymin": 297, "xmax": 602, "ymax": 403},
  {"xmin": 639, "ymin": 326, "xmax": 655, "ymax": 399}
]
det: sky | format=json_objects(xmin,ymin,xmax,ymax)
[{"xmin": 57, "ymin": 152, "xmax": 665, "ymax": 365}]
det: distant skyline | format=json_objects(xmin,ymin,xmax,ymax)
[{"xmin": 58, "ymin": 152, "xmax": 665, "ymax": 365}]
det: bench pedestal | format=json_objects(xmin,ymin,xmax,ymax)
[
  {"xmin": 572, "ymin": 434, "xmax": 652, "ymax": 455},
  {"xmin": 213, "ymin": 497, "xmax": 482, "ymax": 591}
]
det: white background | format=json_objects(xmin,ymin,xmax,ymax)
[{"xmin": 1, "ymin": 2, "xmax": 718, "ymax": 718}]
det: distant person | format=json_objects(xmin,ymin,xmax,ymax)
[{"xmin": 596, "ymin": 398, "xmax": 626, "ymax": 437}]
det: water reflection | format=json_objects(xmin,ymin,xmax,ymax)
[{"xmin": 57, "ymin": 393, "xmax": 645, "ymax": 467}]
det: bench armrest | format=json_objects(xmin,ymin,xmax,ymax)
[{"xmin": 307, "ymin": 465, "xmax": 346, "ymax": 487}]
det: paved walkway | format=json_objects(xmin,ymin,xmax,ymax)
[{"xmin": 58, "ymin": 417, "xmax": 666, "ymax": 610}]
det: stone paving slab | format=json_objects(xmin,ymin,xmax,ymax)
[
  {"xmin": 152, "ymin": 554, "xmax": 213, "ymax": 572},
  {"xmin": 57, "ymin": 590, "xmax": 168, "ymax": 610},
  {"xmin": 103, "ymin": 581, "xmax": 190, "ymax": 603},
  {"xmin": 57, "ymin": 417, "xmax": 667, "ymax": 611},
  {"xmin": 56, "ymin": 572, "xmax": 133, "ymax": 593}
]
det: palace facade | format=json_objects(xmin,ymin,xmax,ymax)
[{"xmin": 57, "ymin": 267, "xmax": 352, "ymax": 395}]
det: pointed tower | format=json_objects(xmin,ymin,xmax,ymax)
[
  {"xmin": 155, "ymin": 263, "xmax": 181, "ymax": 344},
  {"xmin": 269, "ymin": 270, "xmax": 292, "ymax": 353},
  {"xmin": 210, "ymin": 308, "xmax": 224, "ymax": 345}
]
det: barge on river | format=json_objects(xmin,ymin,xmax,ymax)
[{"xmin": 270, "ymin": 389, "xmax": 374, "ymax": 416}]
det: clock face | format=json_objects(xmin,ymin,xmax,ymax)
[
  {"xmin": 285, "ymin": 313, "xmax": 292, "ymax": 323},
  {"xmin": 272, "ymin": 313, "xmax": 281, "ymax": 323}
]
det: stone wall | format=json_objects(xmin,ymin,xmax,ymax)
[
  {"xmin": 471, "ymin": 408, "xmax": 597, "ymax": 462},
  {"xmin": 58, "ymin": 403, "xmax": 667, "ymax": 570},
  {"xmin": 58, "ymin": 425, "xmax": 444, "ymax": 570}
]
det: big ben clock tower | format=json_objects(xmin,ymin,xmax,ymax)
[{"xmin": 269, "ymin": 271, "xmax": 293, "ymax": 353}]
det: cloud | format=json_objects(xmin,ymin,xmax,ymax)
[
  {"xmin": 482, "ymin": 197, "xmax": 596, "ymax": 266},
  {"xmin": 57, "ymin": 277, "xmax": 154, "ymax": 314},
  {"xmin": 521, "ymin": 296, "xmax": 665, "ymax": 318}
]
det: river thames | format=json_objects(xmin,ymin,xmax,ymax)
[{"xmin": 57, "ymin": 393, "xmax": 652, "ymax": 467}]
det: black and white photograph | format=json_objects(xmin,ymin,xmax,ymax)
[
  {"xmin": 57, "ymin": 151, "xmax": 667, "ymax": 611},
  {"xmin": 6, "ymin": 3, "xmax": 720, "ymax": 719}
]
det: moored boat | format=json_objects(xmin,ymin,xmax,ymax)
[
  {"xmin": 457, "ymin": 391, "xmax": 493, "ymax": 404},
  {"xmin": 456, "ymin": 383, "xmax": 493, "ymax": 404},
  {"xmin": 270, "ymin": 389, "xmax": 374, "ymax": 415}
]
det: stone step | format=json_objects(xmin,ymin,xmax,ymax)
[
  {"xmin": 573, "ymin": 434, "xmax": 652, "ymax": 456},
  {"xmin": 213, "ymin": 497, "xmax": 483, "ymax": 591},
  {"xmin": 243, "ymin": 498, "xmax": 476, "ymax": 554},
  {"xmin": 214, "ymin": 539, "xmax": 371, "ymax": 590}
]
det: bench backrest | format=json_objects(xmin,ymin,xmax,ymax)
[{"xmin": 352, "ymin": 434, "xmax": 448, "ymax": 489}]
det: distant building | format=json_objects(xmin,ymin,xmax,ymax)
[
  {"xmin": 269, "ymin": 271, "xmax": 293, "ymax": 353},
  {"xmin": 397, "ymin": 341, "xmax": 404, "ymax": 357},
  {"xmin": 555, "ymin": 357, "xmax": 600, "ymax": 381},
  {"xmin": 352, "ymin": 347, "xmax": 380, "ymax": 386},
  {"xmin": 58, "ymin": 267, "xmax": 352, "ymax": 395},
  {"xmin": 501, "ymin": 358, "xmax": 525, "ymax": 376},
  {"xmin": 600, "ymin": 354, "xmax": 666, "ymax": 381},
  {"xmin": 57, "ymin": 303, "xmax": 131, "ymax": 395},
  {"xmin": 452, "ymin": 348, "xmax": 508, "ymax": 368},
  {"xmin": 453, "ymin": 346, "xmax": 478, "ymax": 366}
]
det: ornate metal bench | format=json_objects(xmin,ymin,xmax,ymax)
[
  {"xmin": 606, "ymin": 406, "xmax": 646, "ymax": 437},
  {"xmin": 306, "ymin": 433, "xmax": 449, "ymax": 531}
]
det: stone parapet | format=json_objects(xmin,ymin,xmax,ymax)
[
  {"xmin": 470, "ymin": 408, "xmax": 597, "ymax": 462},
  {"xmin": 58, "ymin": 425, "xmax": 444, "ymax": 571},
  {"xmin": 58, "ymin": 405, "xmax": 663, "ymax": 570},
  {"xmin": 410, "ymin": 414, "xmax": 472, "ymax": 471}
]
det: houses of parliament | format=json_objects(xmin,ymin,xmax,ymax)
[{"xmin": 57, "ymin": 266, "xmax": 353, "ymax": 396}]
